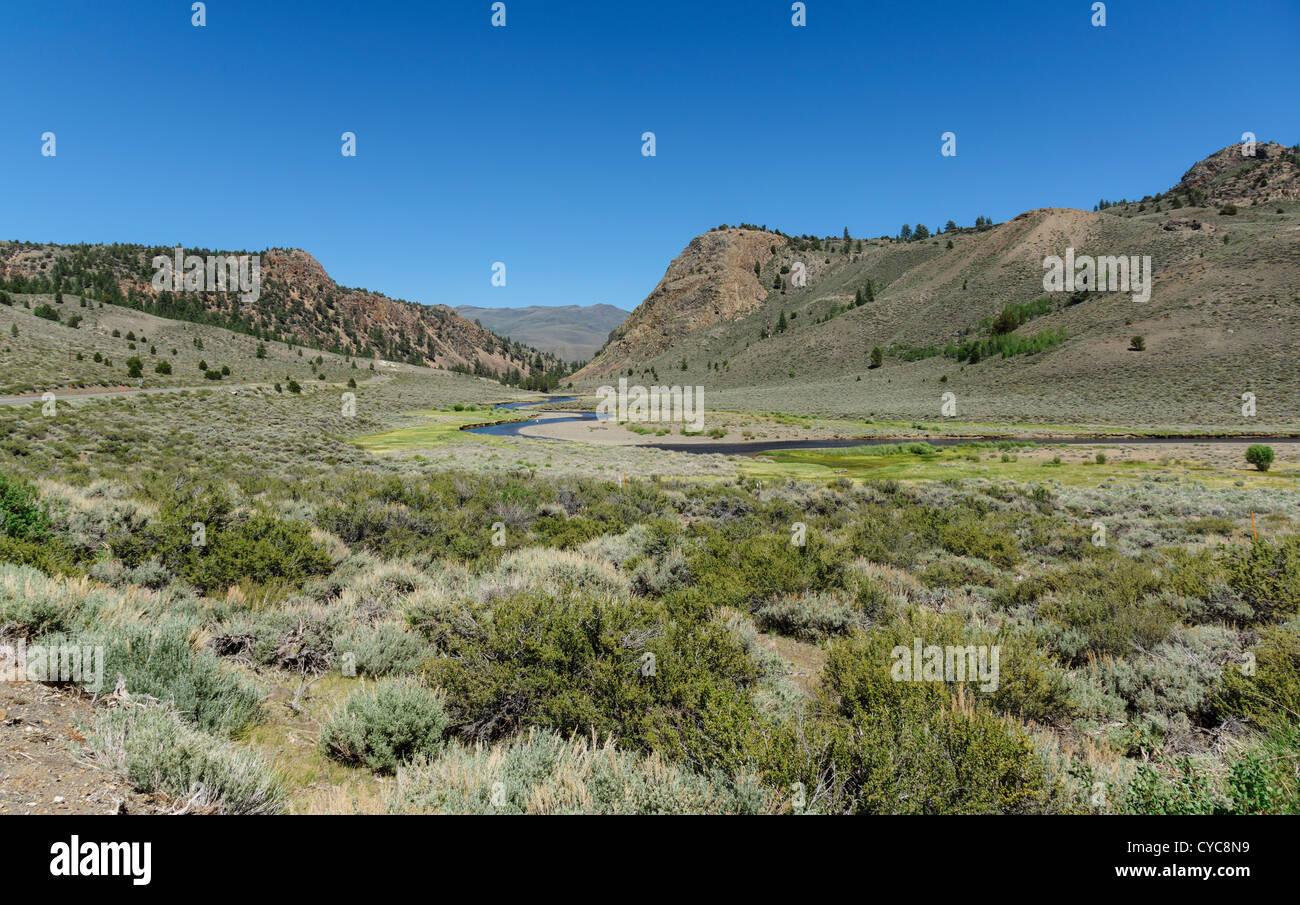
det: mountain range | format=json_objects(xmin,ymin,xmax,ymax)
[{"xmin": 455, "ymin": 304, "xmax": 629, "ymax": 363}]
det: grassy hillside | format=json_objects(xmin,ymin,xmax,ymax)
[
  {"xmin": 0, "ymin": 291, "xmax": 411, "ymax": 396},
  {"xmin": 0, "ymin": 243, "xmax": 572, "ymax": 389},
  {"xmin": 573, "ymin": 144, "xmax": 1300, "ymax": 426}
]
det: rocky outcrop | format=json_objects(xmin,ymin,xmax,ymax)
[{"xmin": 575, "ymin": 228, "xmax": 783, "ymax": 379}]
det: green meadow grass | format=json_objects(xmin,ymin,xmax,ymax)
[{"xmin": 740, "ymin": 443, "xmax": 1300, "ymax": 488}]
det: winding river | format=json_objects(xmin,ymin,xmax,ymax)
[{"xmin": 469, "ymin": 398, "xmax": 1299, "ymax": 455}]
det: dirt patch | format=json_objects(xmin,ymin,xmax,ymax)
[
  {"xmin": 757, "ymin": 633, "xmax": 827, "ymax": 697},
  {"xmin": 0, "ymin": 681, "xmax": 161, "ymax": 815}
]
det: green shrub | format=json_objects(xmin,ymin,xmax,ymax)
[
  {"xmin": 110, "ymin": 492, "xmax": 332, "ymax": 596},
  {"xmin": 419, "ymin": 591, "xmax": 762, "ymax": 772},
  {"xmin": 333, "ymin": 622, "xmax": 432, "ymax": 677},
  {"xmin": 757, "ymin": 615, "xmax": 1057, "ymax": 814},
  {"xmin": 1246, "ymin": 444, "xmax": 1274, "ymax": 472},
  {"xmin": 319, "ymin": 677, "xmax": 449, "ymax": 774},
  {"xmin": 1039, "ymin": 591, "xmax": 1175, "ymax": 663},
  {"xmin": 1224, "ymin": 536, "xmax": 1300, "ymax": 620},
  {"xmin": 86, "ymin": 702, "xmax": 283, "ymax": 814},
  {"xmin": 1215, "ymin": 621, "xmax": 1300, "ymax": 732},
  {"xmin": 680, "ymin": 530, "xmax": 846, "ymax": 614},
  {"xmin": 917, "ymin": 557, "xmax": 1002, "ymax": 590},
  {"xmin": 0, "ymin": 534, "xmax": 78, "ymax": 575},
  {"xmin": 937, "ymin": 513, "xmax": 1020, "ymax": 568},
  {"xmin": 1121, "ymin": 758, "xmax": 1223, "ymax": 814},
  {"xmin": 47, "ymin": 619, "xmax": 264, "ymax": 737},
  {"xmin": 155, "ymin": 360, "xmax": 172, "ymax": 375},
  {"xmin": 0, "ymin": 472, "xmax": 50, "ymax": 539},
  {"xmin": 0, "ymin": 475, "xmax": 77, "ymax": 573}
]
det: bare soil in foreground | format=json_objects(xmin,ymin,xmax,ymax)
[{"xmin": 0, "ymin": 681, "xmax": 159, "ymax": 815}]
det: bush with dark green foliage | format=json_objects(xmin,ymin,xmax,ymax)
[
  {"xmin": 1246, "ymin": 444, "xmax": 1274, "ymax": 472},
  {"xmin": 1119, "ymin": 743, "xmax": 1300, "ymax": 816},
  {"xmin": 109, "ymin": 489, "xmax": 333, "ymax": 595},
  {"xmin": 0, "ymin": 472, "xmax": 50, "ymax": 539},
  {"xmin": 419, "ymin": 591, "xmax": 762, "ymax": 772},
  {"xmin": 676, "ymin": 529, "xmax": 847, "ymax": 615},
  {"xmin": 1215, "ymin": 621, "xmax": 1300, "ymax": 731},
  {"xmin": 1039, "ymin": 591, "xmax": 1175, "ymax": 663},
  {"xmin": 1224, "ymin": 536, "xmax": 1300, "ymax": 620},
  {"xmin": 0, "ymin": 473, "xmax": 76, "ymax": 574},
  {"xmin": 848, "ymin": 498, "xmax": 1022, "ymax": 571},
  {"xmin": 757, "ymin": 612, "xmax": 1059, "ymax": 814}
]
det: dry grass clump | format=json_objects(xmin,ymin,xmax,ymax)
[
  {"xmin": 84, "ymin": 701, "xmax": 284, "ymax": 815},
  {"xmin": 389, "ymin": 728, "xmax": 776, "ymax": 815}
]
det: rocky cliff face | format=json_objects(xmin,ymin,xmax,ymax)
[
  {"xmin": 575, "ymin": 228, "xmax": 783, "ymax": 379},
  {"xmin": 1169, "ymin": 141, "xmax": 1300, "ymax": 205}
]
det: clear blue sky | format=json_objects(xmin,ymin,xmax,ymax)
[{"xmin": 2, "ymin": 0, "xmax": 1296, "ymax": 311}]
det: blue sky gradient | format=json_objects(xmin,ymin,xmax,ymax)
[{"xmin": 2, "ymin": 0, "xmax": 1296, "ymax": 310}]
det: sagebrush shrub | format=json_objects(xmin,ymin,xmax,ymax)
[
  {"xmin": 333, "ymin": 622, "xmax": 431, "ymax": 676},
  {"xmin": 390, "ymin": 730, "xmax": 775, "ymax": 815},
  {"xmin": 87, "ymin": 702, "xmax": 283, "ymax": 814},
  {"xmin": 319, "ymin": 678, "xmax": 449, "ymax": 774},
  {"xmin": 754, "ymin": 591, "xmax": 863, "ymax": 642},
  {"xmin": 47, "ymin": 618, "xmax": 264, "ymax": 737},
  {"xmin": 0, "ymin": 564, "xmax": 105, "ymax": 638}
]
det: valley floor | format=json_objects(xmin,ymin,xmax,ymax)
[{"xmin": 1, "ymin": 366, "xmax": 1297, "ymax": 814}]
